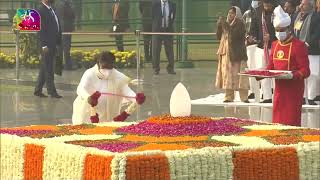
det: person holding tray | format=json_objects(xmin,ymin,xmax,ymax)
[{"xmin": 260, "ymin": 5, "xmax": 310, "ymax": 126}]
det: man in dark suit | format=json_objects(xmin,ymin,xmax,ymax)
[
  {"xmin": 34, "ymin": 0, "xmax": 62, "ymax": 98},
  {"xmin": 112, "ymin": 0, "xmax": 130, "ymax": 52},
  {"xmin": 152, "ymin": 0, "xmax": 176, "ymax": 75},
  {"xmin": 56, "ymin": 0, "xmax": 75, "ymax": 70},
  {"xmin": 139, "ymin": 0, "xmax": 152, "ymax": 62}
]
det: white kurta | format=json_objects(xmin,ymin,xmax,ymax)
[
  {"xmin": 72, "ymin": 65, "xmax": 136, "ymax": 125},
  {"xmin": 304, "ymin": 55, "xmax": 320, "ymax": 100}
]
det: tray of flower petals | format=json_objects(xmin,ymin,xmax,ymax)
[{"xmin": 239, "ymin": 69, "xmax": 291, "ymax": 78}]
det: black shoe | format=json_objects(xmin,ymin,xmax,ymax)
[
  {"xmin": 50, "ymin": 94, "xmax": 62, "ymax": 98},
  {"xmin": 223, "ymin": 100, "xmax": 233, "ymax": 103},
  {"xmin": 167, "ymin": 67, "xmax": 176, "ymax": 75},
  {"xmin": 248, "ymin": 93, "xmax": 255, "ymax": 99},
  {"xmin": 34, "ymin": 92, "xmax": 48, "ymax": 98},
  {"xmin": 308, "ymin": 99, "xmax": 317, "ymax": 105},
  {"xmin": 154, "ymin": 71, "xmax": 159, "ymax": 75},
  {"xmin": 261, "ymin": 99, "xmax": 272, "ymax": 103},
  {"xmin": 242, "ymin": 100, "xmax": 250, "ymax": 103},
  {"xmin": 313, "ymin": 95, "xmax": 320, "ymax": 101},
  {"xmin": 303, "ymin": 98, "xmax": 306, "ymax": 105}
]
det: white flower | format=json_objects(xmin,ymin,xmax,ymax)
[
  {"xmin": 295, "ymin": 142, "xmax": 320, "ymax": 180},
  {"xmin": 243, "ymin": 124, "xmax": 303, "ymax": 130},
  {"xmin": 0, "ymin": 134, "xmax": 25, "ymax": 180},
  {"xmin": 42, "ymin": 134, "xmax": 122, "ymax": 142},
  {"xmin": 211, "ymin": 135, "xmax": 274, "ymax": 147}
]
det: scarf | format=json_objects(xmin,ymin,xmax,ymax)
[
  {"xmin": 262, "ymin": 11, "xmax": 270, "ymax": 63},
  {"xmin": 294, "ymin": 12, "xmax": 313, "ymax": 43}
]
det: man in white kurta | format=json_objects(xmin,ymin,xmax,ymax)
[{"xmin": 72, "ymin": 64, "xmax": 136, "ymax": 125}]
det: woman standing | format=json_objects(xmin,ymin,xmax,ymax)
[{"xmin": 215, "ymin": 6, "xmax": 249, "ymax": 103}]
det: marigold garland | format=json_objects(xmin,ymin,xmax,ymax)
[
  {"xmin": 9, "ymin": 125, "xmax": 59, "ymax": 131},
  {"xmin": 83, "ymin": 154, "xmax": 113, "ymax": 180},
  {"xmin": 78, "ymin": 126, "xmax": 116, "ymax": 135},
  {"xmin": 24, "ymin": 144, "xmax": 45, "ymax": 180},
  {"xmin": 241, "ymin": 130, "xmax": 286, "ymax": 137},
  {"xmin": 146, "ymin": 114, "xmax": 215, "ymax": 124},
  {"xmin": 266, "ymin": 136, "xmax": 303, "ymax": 145},
  {"xmin": 125, "ymin": 154, "xmax": 170, "ymax": 180},
  {"xmin": 233, "ymin": 147, "xmax": 299, "ymax": 180},
  {"xmin": 302, "ymin": 135, "xmax": 320, "ymax": 142}
]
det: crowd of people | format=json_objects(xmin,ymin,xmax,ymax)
[
  {"xmin": 33, "ymin": 0, "xmax": 319, "ymax": 126},
  {"xmin": 216, "ymin": 0, "xmax": 319, "ymax": 104},
  {"xmin": 215, "ymin": 0, "xmax": 319, "ymax": 126},
  {"xmin": 33, "ymin": 0, "xmax": 177, "ymax": 97}
]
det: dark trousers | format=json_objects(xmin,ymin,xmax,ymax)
[
  {"xmin": 63, "ymin": 34, "xmax": 72, "ymax": 69},
  {"xmin": 143, "ymin": 34, "xmax": 152, "ymax": 61},
  {"xmin": 143, "ymin": 23, "xmax": 152, "ymax": 61},
  {"xmin": 115, "ymin": 35, "xmax": 124, "ymax": 51},
  {"xmin": 152, "ymin": 33, "xmax": 174, "ymax": 72},
  {"xmin": 34, "ymin": 48, "xmax": 57, "ymax": 95}
]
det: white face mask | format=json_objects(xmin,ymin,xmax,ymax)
[
  {"xmin": 275, "ymin": 31, "xmax": 287, "ymax": 41},
  {"xmin": 251, "ymin": 1, "xmax": 260, "ymax": 9},
  {"xmin": 99, "ymin": 69, "xmax": 113, "ymax": 79}
]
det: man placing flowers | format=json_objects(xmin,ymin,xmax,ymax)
[{"xmin": 72, "ymin": 51, "xmax": 145, "ymax": 125}]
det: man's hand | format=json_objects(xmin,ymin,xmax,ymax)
[
  {"xmin": 42, "ymin": 46, "xmax": 49, "ymax": 54},
  {"xmin": 263, "ymin": 33, "xmax": 270, "ymax": 43},
  {"xmin": 136, "ymin": 93, "xmax": 146, "ymax": 105},
  {"xmin": 87, "ymin": 91, "xmax": 101, "ymax": 107},
  {"xmin": 90, "ymin": 113, "xmax": 99, "ymax": 123},
  {"xmin": 276, "ymin": 72, "xmax": 293, "ymax": 79},
  {"xmin": 113, "ymin": 111, "xmax": 130, "ymax": 122},
  {"xmin": 255, "ymin": 77, "xmax": 264, "ymax": 81},
  {"xmin": 217, "ymin": 16, "xmax": 225, "ymax": 25}
]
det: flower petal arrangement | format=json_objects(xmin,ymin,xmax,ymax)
[
  {"xmin": 1, "ymin": 115, "xmax": 319, "ymax": 179},
  {"xmin": 240, "ymin": 69, "xmax": 287, "ymax": 78}
]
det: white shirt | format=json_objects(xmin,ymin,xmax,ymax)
[
  {"xmin": 161, "ymin": 0, "xmax": 169, "ymax": 28},
  {"xmin": 72, "ymin": 65, "xmax": 136, "ymax": 124}
]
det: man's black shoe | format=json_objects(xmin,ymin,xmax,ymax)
[
  {"xmin": 34, "ymin": 92, "xmax": 48, "ymax": 98},
  {"xmin": 313, "ymin": 95, "xmax": 320, "ymax": 101},
  {"xmin": 50, "ymin": 94, "xmax": 63, "ymax": 98},
  {"xmin": 167, "ymin": 70, "xmax": 176, "ymax": 75},
  {"xmin": 248, "ymin": 93, "xmax": 255, "ymax": 99},
  {"xmin": 260, "ymin": 99, "xmax": 272, "ymax": 103},
  {"xmin": 308, "ymin": 99, "xmax": 317, "ymax": 105},
  {"xmin": 303, "ymin": 98, "xmax": 306, "ymax": 105}
]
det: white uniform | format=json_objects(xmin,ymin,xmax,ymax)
[
  {"xmin": 247, "ymin": 45, "xmax": 273, "ymax": 100},
  {"xmin": 72, "ymin": 65, "xmax": 136, "ymax": 125},
  {"xmin": 304, "ymin": 55, "xmax": 320, "ymax": 101}
]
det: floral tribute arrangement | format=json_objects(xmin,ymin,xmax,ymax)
[{"xmin": 0, "ymin": 115, "xmax": 319, "ymax": 180}]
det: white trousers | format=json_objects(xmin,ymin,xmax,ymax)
[
  {"xmin": 247, "ymin": 46, "xmax": 273, "ymax": 100},
  {"xmin": 304, "ymin": 55, "xmax": 320, "ymax": 100}
]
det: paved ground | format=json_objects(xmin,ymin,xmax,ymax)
[{"xmin": 0, "ymin": 62, "xmax": 319, "ymax": 128}]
